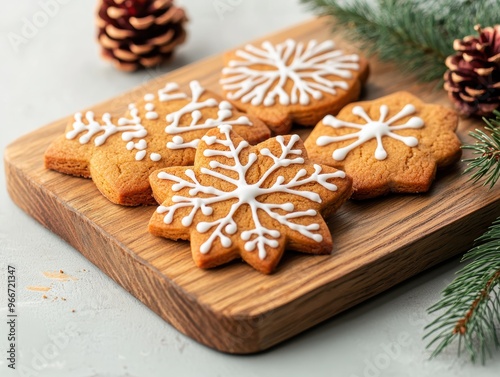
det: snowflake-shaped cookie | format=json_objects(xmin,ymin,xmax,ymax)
[
  {"xmin": 149, "ymin": 125, "xmax": 352, "ymax": 273},
  {"xmin": 45, "ymin": 81, "xmax": 270, "ymax": 206},
  {"xmin": 220, "ymin": 39, "xmax": 369, "ymax": 134},
  {"xmin": 304, "ymin": 92, "xmax": 462, "ymax": 199}
]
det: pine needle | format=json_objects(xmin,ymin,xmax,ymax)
[
  {"xmin": 301, "ymin": 0, "xmax": 499, "ymax": 82},
  {"xmin": 425, "ymin": 112, "xmax": 500, "ymax": 363},
  {"xmin": 424, "ymin": 219, "xmax": 500, "ymax": 363},
  {"xmin": 462, "ymin": 111, "xmax": 500, "ymax": 188}
]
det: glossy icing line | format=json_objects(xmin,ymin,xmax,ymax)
[
  {"xmin": 220, "ymin": 39, "xmax": 360, "ymax": 107},
  {"xmin": 165, "ymin": 80, "xmax": 252, "ymax": 150},
  {"xmin": 316, "ymin": 104, "xmax": 424, "ymax": 161},
  {"xmin": 157, "ymin": 124, "xmax": 345, "ymax": 259}
]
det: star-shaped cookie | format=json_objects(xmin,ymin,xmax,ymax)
[
  {"xmin": 149, "ymin": 125, "xmax": 353, "ymax": 273},
  {"xmin": 45, "ymin": 80, "xmax": 270, "ymax": 205},
  {"xmin": 304, "ymin": 92, "xmax": 462, "ymax": 199}
]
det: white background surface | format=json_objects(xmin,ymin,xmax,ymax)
[{"xmin": 1, "ymin": 1, "xmax": 499, "ymax": 376}]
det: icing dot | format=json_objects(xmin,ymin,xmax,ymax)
[
  {"xmin": 196, "ymin": 222, "xmax": 211, "ymax": 233},
  {"xmin": 313, "ymin": 234, "xmax": 323, "ymax": 242},
  {"xmin": 219, "ymin": 101, "xmax": 232, "ymax": 110},
  {"xmin": 241, "ymin": 231, "xmax": 251, "ymax": 241},
  {"xmin": 244, "ymin": 242, "xmax": 255, "ymax": 251},
  {"xmin": 157, "ymin": 206, "xmax": 168, "ymax": 213},
  {"xmin": 172, "ymin": 136, "xmax": 184, "ymax": 144},
  {"xmin": 146, "ymin": 112, "xmax": 158, "ymax": 120},
  {"xmin": 145, "ymin": 103, "xmax": 155, "ymax": 111},
  {"xmin": 135, "ymin": 150, "xmax": 147, "ymax": 161},
  {"xmin": 268, "ymin": 240, "xmax": 279, "ymax": 248},
  {"xmin": 269, "ymin": 230, "xmax": 280, "ymax": 238},
  {"xmin": 225, "ymin": 223, "xmax": 237, "ymax": 234},
  {"xmin": 126, "ymin": 141, "xmax": 135, "ymax": 150},
  {"xmin": 150, "ymin": 153, "xmax": 161, "ymax": 162},
  {"xmin": 135, "ymin": 139, "xmax": 147, "ymax": 150},
  {"xmin": 144, "ymin": 94, "xmax": 155, "ymax": 101},
  {"xmin": 221, "ymin": 237, "xmax": 232, "ymax": 248}
]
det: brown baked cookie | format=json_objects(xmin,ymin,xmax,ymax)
[
  {"xmin": 45, "ymin": 80, "xmax": 270, "ymax": 206},
  {"xmin": 220, "ymin": 38, "xmax": 369, "ymax": 134},
  {"xmin": 304, "ymin": 92, "xmax": 462, "ymax": 199},
  {"xmin": 149, "ymin": 125, "xmax": 352, "ymax": 274}
]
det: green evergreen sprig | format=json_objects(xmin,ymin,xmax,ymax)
[
  {"xmin": 302, "ymin": 0, "xmax": 500, "ymax": 363},
  {"xmin": 462, "ymin": 111, "xmax": 500, "ymax": 188},
  {"xmin": 301, "ymin": 0, "xmax": 498, "ymax": 82},
  {"xmin": 424, "ymin": 220, "xmax": 500, "ymax": 363},
  {"xmin": 424, "ymin": 111, "xmax": 500, "ymax": 363}
]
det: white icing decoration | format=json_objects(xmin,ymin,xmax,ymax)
[
  {"xmin": 66, "ymin": 80, "xmax": 255, "ymax": 163},
  {"xmin": 146, "ymin": 112, "xmax": 158, "ymax": 120},
  {"xmin": 67, "ymin": 110, "xmax": 146, "ymax": 147},
  {"xmin": 135, "ymin": 139, "xmax": 147, "ymax": 150},
  {"xmin": 316, "ymin": 104, "xmax": 425, "ymax": 161},
  {"xmin": 157, "ymin": 124, "xmax": 345, "ymax": 259},
  {"xmin": 135, "ymin": 150, "xmax": 147, "ymax": 161},
  {"xmin": 158, "ymin": 82, "xmax": 188, "ymax": 102},
  {"xmin": 164, "ymin": 81, "xmax": 253, "ymax": 150},
  {"xmin": 220, "ymin": 39, "xmax": 360, "ymax": 107},
  {"xmin": 150, "ymin": 153, "xmax": 161, "ymax": 162},
  {"xmin": 144, "ymin": 96, "xmax": 158, "ymax": 120},
  {"xmin": 67, "ymin": 96, "xmax": 162, "ymax": 160}
]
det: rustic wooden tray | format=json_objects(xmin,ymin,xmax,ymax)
[{"xmin": 5, "ymin": 18, "xmax": 500, "ymax": 354}]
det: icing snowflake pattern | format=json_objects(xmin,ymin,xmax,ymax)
[
  {"xmin": 220, "ymin": 39, "xmax": 360, "ymax": 107},
  {"xmin": 66, "ymin": 105, "xmax": 151, "ymax": 161},
  {"xmin": 65, "ymin": 80, "xmax": 254, "ymax": 160},
  {"xmin": 316, "ymin": 104, "xmax": 425, "ymax": 161},
  {"xmin": 157, "ymin": 125, "xmax": 345, "ymax": 260},
  {"xmin": 166, "ymin": 81, "xmax": 252, "ymax": 150}
]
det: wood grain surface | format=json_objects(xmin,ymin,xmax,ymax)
[{"xmin": 4, "ymin": 18, "xmax": 500, "ymax": 354}]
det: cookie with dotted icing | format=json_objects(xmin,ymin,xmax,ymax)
[
  {"xmin": 44, "ymin": 80, "xmax": 271, "ymax": 206},
  {"xmin": 219, "ymin": 38, "xmax": 369, "ymax": 134},
  {"xmin": 148, "ymin": 124, "xmax": 352, "ymax": 274},
  {"xmin": 304, "ymin": 92, "xmax": 462, "ymax": 199}
]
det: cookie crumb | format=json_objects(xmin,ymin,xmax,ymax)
[
  {"xmin": 71, "ymin": 309, "xmax": 75, "ymax": 313},
  {"xmin": 59, "ymin": 269, "xmax": 64, "ymax": 273},
  {"xmin": 42, "ymin": 295, "xmax": 47, "ymax": 299}
]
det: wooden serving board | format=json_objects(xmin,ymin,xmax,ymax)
[{"xmin": 5, "ymin": 18, "xmax": 500, "ymax": 354}]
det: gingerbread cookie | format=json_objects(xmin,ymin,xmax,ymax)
[
  {"xmin": 304, "ymin": 92, "xmax": 462, "ymax": 199},
  {"xmin": 45, "ymin": 80, "xmax": 271, "ymax": 206},
  {"xmin": 220, "ymin": 38, "xmax": 369, "ymax": 134},
  {"xmin": 149, "ymin": 125, "xmax": 352, "ymax": 274}
]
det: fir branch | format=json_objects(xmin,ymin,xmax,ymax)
[
  {"xmin": 462, "ymin": 111, "xmax": 500, "ymax": 188},
  {"xmin": 424, "ymin": 219, "xmax": 500, "ymax": 363},
  {"xmin": 301, "ymin": 0, "xmax": 499, "ymax": 82},
  {"xmin": 425, "ymin": 111, "xmax": 500, "ymax": 362}
]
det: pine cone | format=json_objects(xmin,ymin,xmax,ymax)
[
  {"xmin": 96, "ymin": 0, "xmax": 187, "ymax": 72},
  {"xmin": 444, "ymin": 25, "xmax": 500, "ymax": 117}
]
